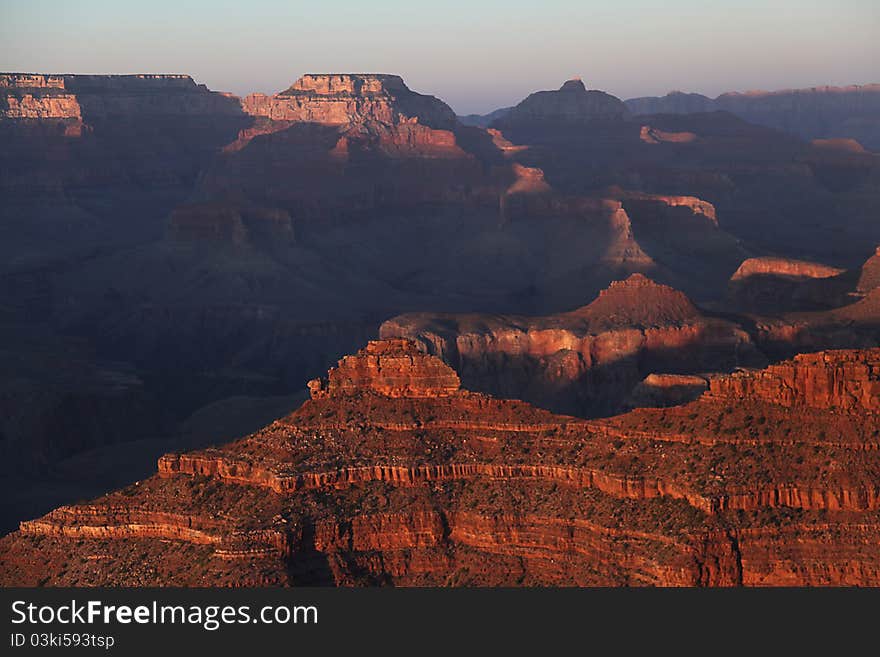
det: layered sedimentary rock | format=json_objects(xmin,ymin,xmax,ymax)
[
  {"xmin": 1, "ymin": 73, "xmax": 240, "ymax": 125},
  {"xmin": 2, "ymin": 340, "xmax": 879, "ymax": 587},
  {"xmin": 381, "ymin": 275, "xmax": 762, "ymax": 416},
  {"xmin": 626, "ymin": 84, "xmax": 880, "ymax": 150},
  {"xmin": 307, "ymin": 339, "xmax": 461, "ymax": 398},
  {"xmin": 705, "ymin": 349, "xmax": 880, "ymax": 410},
  {"xmin": 1, "ymin": 74, "xmax": 84, "ymax": 138},
  {"xmin": 241, "ymin": 74, "xmax": 456, "ymax": 129}
]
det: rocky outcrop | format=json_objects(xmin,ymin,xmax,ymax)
[
  {"xmin": 1, "ymin": 74, "xmax": 84, "ymax": 137},
  {"xmin": 307, "ymin": 339, "xmax": 461, "ymax": 399},
  {"xmin": 1, "ymin": 90, "xmax": 81, "ymax": 120},
  {"xmin": 1, "ymin": 73, "xmax": 241, "ymax": 124},
  {"xmin": 705, "ymin": 349, "xmax": 880, "ymax": 411},
  {"xmin": 3, "ymin": 342, "xmax": 880, "ymax": 586},
  {"xmin": 241, "ymin": 74, "xmax": 456, "ymax": 129}
]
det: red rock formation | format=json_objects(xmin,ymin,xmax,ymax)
[
  {"xmin": 241, "ymin": 74, "xmax": 456, "ymax": 129},
  {"xmin": 2, "ymin": 341, "xmax": 880, "ymax": 586},
  {"xmin": 307, "ymin": 339, "xmax": 461, "ymax": 399},
  {"xmin": 705, "ymin": 349, "xmax": 880, "ymax": 411},
  {"xmin": 1, "ymin": 74, "xmax": 84, "ymax": 136},
  {"xmin": 1, "ymin": 73, "xmax": 241, "ymax": 126}
]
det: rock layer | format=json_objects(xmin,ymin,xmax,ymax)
[{"xmin": 308, "ymin": 339, "xmax": 461, "ymax": 398}]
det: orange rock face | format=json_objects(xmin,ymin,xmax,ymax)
[{"xmin": 2, "ymin": 340, "xmax": 879, "ymax": 587}]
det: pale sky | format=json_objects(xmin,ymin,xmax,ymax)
[{"xmin": 1, "ymin": 0, "xmax": 877, "ymax": 114}]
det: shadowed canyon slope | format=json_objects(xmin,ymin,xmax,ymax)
[
  {"xmin": 2, "ymin": 70, "xmax": 880, "ymax": 556},
  {"xmin": 2, "ymin": 339, "xmax": 879, "ymax": 587}
]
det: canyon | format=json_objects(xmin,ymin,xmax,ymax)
[{"xmin": 1, "ymin": 70, "xmax": 880, "ymax": 586}]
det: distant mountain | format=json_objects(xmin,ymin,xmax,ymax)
[{"xmin": 626, "ymin": 84, "xmax": 880, "ymax": 151}]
